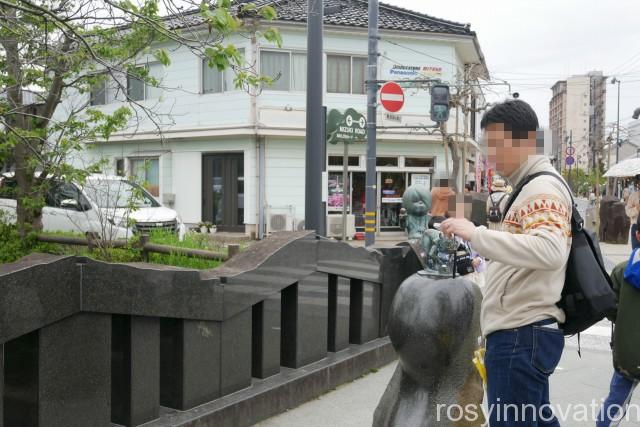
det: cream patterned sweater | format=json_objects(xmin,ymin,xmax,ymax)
[{"xmin": 470, "ymin": 156, "xmax": 572, "ymax": 337}]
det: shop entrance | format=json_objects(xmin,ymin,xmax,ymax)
[{"xmin": 202, "ymin": 153, "xmax": 245, "ymax": 232}]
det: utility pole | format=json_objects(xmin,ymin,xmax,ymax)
[
  {"xmin": 462, "ymin": 65, "xmax": 471, "ymax": 193},
  {"xmin": 304, "ymin": 0, "xmax": 323, "ymax": 235},
  {"xmin": 341, "ymin": 141, "xmax": 349, "ymax": 241},
  {"xmin": 568, "ymin": 131, "xmax": 573, "ymax": 191},
  {"xmin": 364, "ymin": 0, "xmax": 378, "ymax": 247},
  {"xmin": 616, "ymin": 79, "xmax": 621, "ymax": 164}
]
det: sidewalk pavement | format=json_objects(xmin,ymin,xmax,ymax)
[
  {"xmin": 258, "ymin": 350, "xmax": 640, "ymax": 427},
  {"xmin": 257, "ymin": 242, "xmax": 634, "ymax": 426}
]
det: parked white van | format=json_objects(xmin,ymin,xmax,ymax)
[{"xmin": 0, "ymin": 173, "xmax": 186, "ymax": 240}]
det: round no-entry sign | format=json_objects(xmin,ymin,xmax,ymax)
[{"xmin": 380, "ymin": 82, "xmax": 405, "ymax": 113}]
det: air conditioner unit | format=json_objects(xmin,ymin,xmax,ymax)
[
  {"xmin": 326, "ymin": 214, "xmax": 356, "ymax": 239},
  {"xmin": 266, "ymin": 205, "xmax": 295, "ymax": 234}
]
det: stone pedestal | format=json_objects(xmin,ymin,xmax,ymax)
[
  {"xmin": 111, "ymin": 315, "xmax": 160, "ymax": 426},
  {"xmin": 328, "ymin": 275, "xmax": 351, "ymax": 352},
  {"xmin": 281, "ymin": 273, "xmax": 329, "ymax": 368},
  {"xmin": 39, "ymin": 313, "xmax": 112, "ymax": 427},
  {"xmin": 374, "ymin": 273, "xmax": 484, "ymax": 427},
  {"xmin": 252, "ymin": 294, "xmax": 282, "ymax": 379}
]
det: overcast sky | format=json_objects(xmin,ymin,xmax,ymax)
[{"xmin": 383, "ymin": 0, "xmax": 640, "ymax": 132}]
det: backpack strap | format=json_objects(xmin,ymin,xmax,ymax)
[
  {"xmin": 489, "ymin": 192, "xmax": 507, "ymax": 211},
  {"xmin": 501, "ymin": 171, "xmax": 580, "ymax": 231}
]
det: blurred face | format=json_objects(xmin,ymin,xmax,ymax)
[
  {"xmin": 484, "ymin": 123, "xmax": 537, "ymax": 177},
  {"xmin": 454, "ymin": 194, "xmax": 472, "ymax": 219}
]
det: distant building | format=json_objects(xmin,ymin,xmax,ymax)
[{"xmin": 549, "ymin": 71, "xmax": 606, "ymax": 172}]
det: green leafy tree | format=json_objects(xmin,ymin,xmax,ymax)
[{"xmin": 0, "ymin": 0, "xmax": 281, "ymax": 236}]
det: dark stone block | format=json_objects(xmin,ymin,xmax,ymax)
[
  {"xmin": 112, "ymin": 315, "xmax": 160, "ymax": 426},
  {"xmin": 252, "ymin": 293, "xmax": 281, "ymax": 379},
  {"xmin": 327, "ymin": 275, "xmax": 350, "ymax": 352},
  {"xmin": 138, "ymin": 338, "xmax": 396, "ymax": 427},
  {"xmin": 317, "ymin": 239, "xmax": 381, "ymax": 283},
  {"xmin": 160, "ymin": 319, "xmax": 222, "ymax": 410},
  {"xmin": 82, "ymin": 260, "xmax": 224, "ymax": 321},
  {"xmin": 600, "ymin": 197, "xmax": 630, "ymax": 244},
  {"xmin": 39, "ymin": 313, "xmax": 111, "ymax": 427},
  {"xmin": 0, "ymin": 343, "xmax": 2, "ymax": 427},
  {"xmin": 349, "ymin": 280, "xmax": 381, "ymax": 345},
  {"xmin": 3, "ymin": 331, "xmax": 39, "ymax": 427},
  {"xmin": 221, "ymin": 310, "xmax": 252, "ymax": 395},
  {"xmin": 280, "ymin": 284, "xmax": 298, "ymax": 368},
  {"xmin": 0, "ymin": 256, "xmax": 80, "ymax": 344},
  {"xmin": 219, "ymin": 235, "xmax": 318, "ymax": 319},
  {"xmin": 281, "ymin": 274, "xmax": 329, "ymax": 368}
]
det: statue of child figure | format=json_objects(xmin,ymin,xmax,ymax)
[{"xmin": 402, "ymin": 184, "xmax": 431, "ymax": 242}]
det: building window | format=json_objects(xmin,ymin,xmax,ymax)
[
  {"xmin": 90, "ymin": 74, "xmax": 107, "ymax": 106},
  {"xmin": 327, "ymin": 55, "xmax": 367, "ymax": 94},
  {"xmin": 202, "ymin": 49, "xmax": 245, "ymax": 93},
  {"xmin": 115, "ymin": 159, "xmax": 125, "ymax": 177},
  {"xmin": 405, "ymin": 157, "xmax": 434, "ymax": 168},
  {"xmin": 376, "ymin": 157, "xmax": 398, "ymax": 167},
  {"xmin": 328, "ymin": 156, "xmax": 359, "ymax": 166},
  {"xmin": 127, "ymin": 63, "xmax": 164, "ymax": 101},
  {"xmin": 129, "ymin": 157, "xmax": 160, "ymax": 197},
  {"xmin": 127, "ymin": 70, "xmax": 145, "ymax": 101},
  {"xmin": 260, "ymin": 50, "xmax": 307, "ymax": 91}
]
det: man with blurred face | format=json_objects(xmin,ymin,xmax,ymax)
[{"xmin": 441, "ymin": 100, "xmax": 572, "ymax": 426}]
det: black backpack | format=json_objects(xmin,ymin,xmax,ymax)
[
  {"xmin": 502, "ymin": 171, "xmax": 617, "ymax": 337},
  {"xmin": 488, "ymin": 193, "xmax": 507, "ymax": 223}
]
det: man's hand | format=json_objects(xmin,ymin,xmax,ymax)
[{"xmin": 440, "ymin": 218, "xmax": 477, "ymax": 241}]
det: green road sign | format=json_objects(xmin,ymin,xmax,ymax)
[{"xmin": 326, "ymin": 108, "xmax": 367, "ymax": 145}]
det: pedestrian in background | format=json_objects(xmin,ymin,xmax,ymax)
[
  {"xmin": 441, "ymin": 99, "xmax": 572, "ymax": 427},
  {"xmin": 486, "ymin": 176, "xmax": 509, "ymax": 231},
  {"xmin": 597, "ymin": 219, "xmax": 640, "ymax": 426},
  {"xmin": 430, "ymin": 176, "xmax": 455, "ymax": 218},
  {"xmin": 625, "ymin": 176, "xmax": 640, "ymax": 249}
]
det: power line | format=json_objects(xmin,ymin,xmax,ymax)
[{"xmin": 381, "ymin": 39, "xmax": 459, "ymax": 68}]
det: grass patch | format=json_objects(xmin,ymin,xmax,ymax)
[{"xmin": 0, "ymin": 222, "xmax": 229, "ymax": 269}]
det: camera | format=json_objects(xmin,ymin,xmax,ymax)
[{"xmin": 454, "ymin": 245, "xmax": 475, "ymax": 277}]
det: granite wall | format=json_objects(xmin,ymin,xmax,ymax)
[{"xmin": 0, "ymin": 232, "xmax": 420, "ymax": 427}]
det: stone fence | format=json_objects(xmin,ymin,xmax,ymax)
[{"xmin": 0, "ymin": 231, "xmax": 421, "ymax": 427}]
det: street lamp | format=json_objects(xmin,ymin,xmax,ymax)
[{"xmin": 611, "ymin": 77, "xmax": 621, "ymax": 164}]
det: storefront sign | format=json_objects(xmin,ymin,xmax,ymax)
[
  {"xmin": 388, "ymin": 64, "xmax": 444, "ymax": 79},
  {"xmin": 382, "ymin": 197, "xmax": 403, "ymax": 203},
  {"xmin": 384, "ymin": 113, "xmax": 402, "ymax": 123},
  {"xmin": 326, "ymin": 108, "xmax": 367, "ymax": 145},
  {"xmin": 411, "ymin": 174, "xmax": 431, "ymax": 188}
]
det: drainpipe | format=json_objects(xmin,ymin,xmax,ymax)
[{"xmin": 250, "ymin": 22, "xmax": 266, "ymax": 239}]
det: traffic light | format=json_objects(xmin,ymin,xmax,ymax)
[{"xmin": 430, "ymin": 84, "xmax": 450, "ymax": 123}]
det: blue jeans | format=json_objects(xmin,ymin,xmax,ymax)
[
  {"xmin": 597, "ymin": 371, "xmax": 639, "ymax": 427},
  {"xmin": 631, "ymin": 224, "xmax": 640, "ymax": 250},
  {"xmin": 485, "ymin": 319, "xmax": 564, "ymax": 426}
]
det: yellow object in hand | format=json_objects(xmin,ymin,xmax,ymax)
[{"xmin": 473, "ymin": 348, "xmax": 487, "ymax": 385}]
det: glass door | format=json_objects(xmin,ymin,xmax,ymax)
[
  {"xmin": 202, "ymin": 153, "xmax": 244, "ymax": 232},
  {"xmin": 379, "ymin": 172, "xmax": 405, "ymax": 231}
]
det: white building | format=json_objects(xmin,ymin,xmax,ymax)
[{"xmin": 59, "ymin": 0, "xmax": 488, "ymax": 236}]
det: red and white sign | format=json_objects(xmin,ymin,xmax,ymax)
[{"xmin": 379, "ymin": 82, "xmax": 404, "ymax": 113}]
